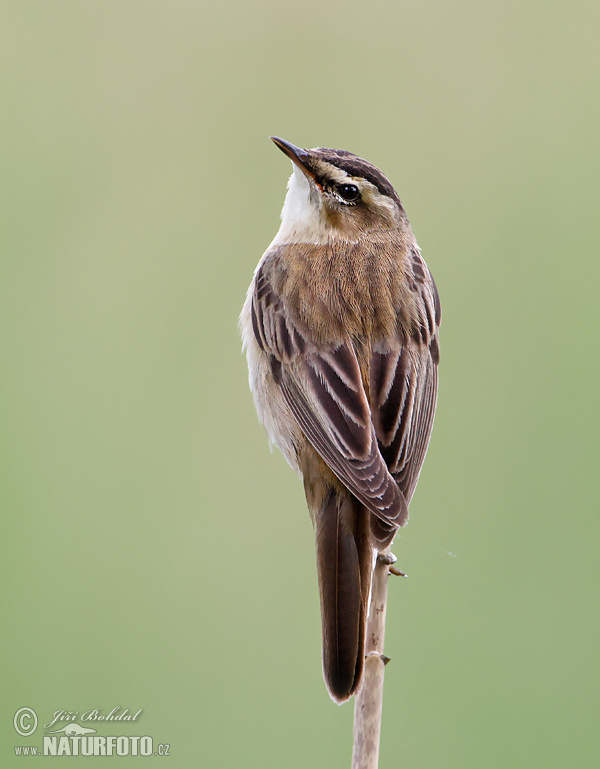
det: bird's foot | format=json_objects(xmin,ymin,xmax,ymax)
[
  {"xmin": 377, "ymin": 551, "xmax": 407, "ymax": 577},
  {"xmin": 366, "ymin": 651, "xmax": 391, "ymax": 665}
]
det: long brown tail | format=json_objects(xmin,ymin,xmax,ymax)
[{"xmin": 315, "ymin": 488, "xmax": 373, "ymax": 703}]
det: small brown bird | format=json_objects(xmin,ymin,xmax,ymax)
[{"xmin": 240, "ymin": 138, "xmax": 440, "ymax": 703}]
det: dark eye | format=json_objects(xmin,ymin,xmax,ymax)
[{"xmin": 337, "ymin": 183, "xmax": 360, "ymax": 202}]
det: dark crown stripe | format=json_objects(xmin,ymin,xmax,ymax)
[{"xmin": 314, "ymin": 148, "xmax": 401, "ymax": 205}]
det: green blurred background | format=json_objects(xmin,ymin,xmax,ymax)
[{"xmin": 1, "ymin": 1, "xmax": 599, "ymax": 766}]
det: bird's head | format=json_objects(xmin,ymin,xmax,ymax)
[{"xmin": 270, "ymin": 137, "xmax": 406, "ymax": 245}]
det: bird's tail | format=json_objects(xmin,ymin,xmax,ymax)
[{"xmin": 315, "ymin": 487, "xmax": 373, "ymax": 704}]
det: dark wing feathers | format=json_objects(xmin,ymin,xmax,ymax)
[
  {"xmin": 369, "ymin": 250, "xmax": 440, "ymax": 505},
  {"xmin": 371, "ymin": 342, "xmax": 438, "ymax": 504},
  {"xmin": 305, "ymin": 348, "xmax": 370, "ymax": 457},
  {"xmin": 251, "ymin": 259, "xmax": 439, "ymax": 534},
  {"xmin": 280, "ymin": 367, "xmax": 406, "ymax": 528}
]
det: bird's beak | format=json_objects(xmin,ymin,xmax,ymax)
[{"xmin": 270, "ymin": 137, "xmax": 321, "ymax": 187}]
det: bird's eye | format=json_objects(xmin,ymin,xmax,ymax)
[{"xmin": 337, "ymin": 184, "xmax": 360, "ymax": 203}]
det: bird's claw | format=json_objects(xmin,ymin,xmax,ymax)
[
  {"xmin": 377, "ymin": 551, "xmax": 407, "ymax": 577},
  {"xmin": 366, "ymin": 651, "xmax": 391, "ymax": 665}
]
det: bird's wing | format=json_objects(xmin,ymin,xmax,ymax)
[
  {"xmin": 370, "ymin": 338, "xmax": 438, "ymax": 504},
  {"xmin": 370, "ymin": 250, "xmax": 440, "ymax": 504},
  {"xmin": 250, "ymin": 267, "xmax": 408, "ymax": 533}
]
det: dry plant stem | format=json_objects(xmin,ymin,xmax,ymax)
[{"xmin": 351, "ymin": 549, "xmax": 396, "ymax": 769}]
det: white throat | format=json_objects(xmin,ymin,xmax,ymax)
[{"xmin": 271, "ymin": 165, "xmax": 332, "ymax": 246}]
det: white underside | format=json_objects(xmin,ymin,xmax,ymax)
[
  {"xmin": 239, "ymin": 162, "xmax": 351, "ymax": 470},
  {"xmin": 240, "ymin": 279, "xmax": 302, "ymax": 473}
]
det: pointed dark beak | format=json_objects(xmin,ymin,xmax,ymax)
[{"xmin": 270, "ymin": 137, "xmax": 320, "ymax": 186}]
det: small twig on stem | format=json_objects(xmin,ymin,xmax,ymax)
[{"xmin": 351, "ymin": 549, "xmax": 405, "ymax": 768}]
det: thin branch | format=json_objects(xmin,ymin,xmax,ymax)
[{"xmin": 351, "ymin": 549, "xmax": 403, "ymax": 768}]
